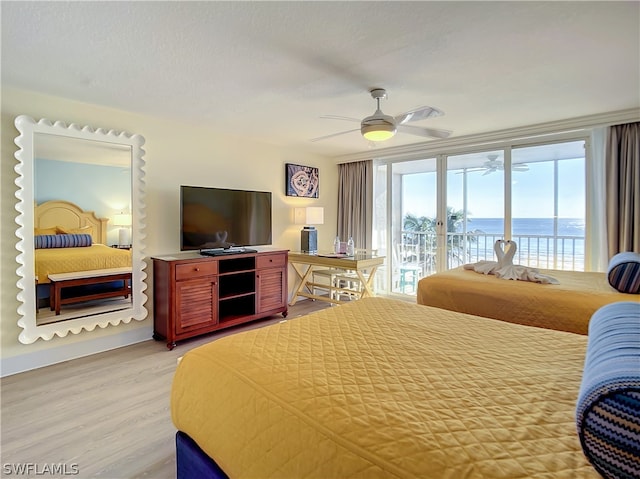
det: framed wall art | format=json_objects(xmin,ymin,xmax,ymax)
[{"xmin": 286, "ymin": 163, "xmax": 319, "ymax": 198}]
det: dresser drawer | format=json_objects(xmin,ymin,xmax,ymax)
[
  {"xmin": 175, "ymin": 261, "xmax": 218, "ymax": 281},
  {"xmin": 256, "ymin": 254, "xmax": 286, "ymax": 269}
]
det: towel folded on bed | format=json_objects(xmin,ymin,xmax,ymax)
[
  {"xmin": 495, "ymin": 239, "xmax": 516, "ymax": 269},
  {"xmin": 494, "ymin": 264, "xmax": 560, "ymax": 283},
  {"xmin": 464, "ymin": 240, "xmax": 559, "ymax": 284},
  {"xmin": 463, "ymin": 240, "xmax": 516, "ymax": 274}
]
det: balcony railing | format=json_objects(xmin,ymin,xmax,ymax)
[{"xmin": 399, "ymin": 230, "xmax": 585, "ymax": 279}]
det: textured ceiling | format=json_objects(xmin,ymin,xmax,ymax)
[{"xmin": 2, "ymin": 1, "xmax": 639, "ymax": 157}]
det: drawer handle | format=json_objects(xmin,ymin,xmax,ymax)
[{"xmin": 194, "ymin": 267, "xmax": 200, "ymax": 272}]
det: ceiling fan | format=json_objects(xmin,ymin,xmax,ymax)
[
  {"xmin": 311, "ymin": 88, "xmax": 452, "ymax": 143},
  {"xmin": 465, "ymin": 154, "xmax": 529, "ymax": 175}
]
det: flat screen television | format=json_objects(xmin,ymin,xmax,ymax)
[{"xmin": 180, "ymin": 185, "xmax": 272, "ymax": 251}]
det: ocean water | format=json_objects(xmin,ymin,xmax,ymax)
[
  {"xmin": 458, "ymin": 218, "xmax": 585, "ymax": 269},
  {"xmin": 467, "ymin": 218, "xmax": 585, "ymax": 236}
]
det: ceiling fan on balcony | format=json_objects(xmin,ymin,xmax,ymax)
[
  {"xmin": 466, "ymin": 154, "xmax": 529, "ymax": 175},
  {"xmin": 310, "ymin": 88, "xmax": 453, "ymax": 143}
]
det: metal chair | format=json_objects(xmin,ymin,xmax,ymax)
[{"xmin": 392, "ymin": 243, "xmax": 422, "ymax": 294}]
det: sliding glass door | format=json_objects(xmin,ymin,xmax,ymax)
[
  {"xmin": 373, "ymin": 158, "xmax": 438, "ymax": 295},
  {"xmin": 372, "ymin": 138, "xmax": 587, "ymax": 297},
  {"xmin": 445, "ymin": 150, "xmax": 505, "ymax": 267},
  {"xmin": 394, "ymin": 158, "xmax": 438, "ymax": 294}
]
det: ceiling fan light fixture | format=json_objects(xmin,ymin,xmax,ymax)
[
  {"xmin": 362, "ymin": 125, "xmax": 396, "ymax": 141},
  {"xmin": 313, "ymin": 87, "xmax": 450, "ymax": 144},
  {"xmin": 361, "ymin": 114, "xmax": 397, "ymax": 142}
]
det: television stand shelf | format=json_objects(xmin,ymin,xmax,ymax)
[{"xmin": 152, "ymin": 249, "xmax": 288, "ymax": 350}]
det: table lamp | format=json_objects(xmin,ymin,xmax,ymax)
[
  {"xmin": 294, "ymin": 207, "xmax": 324, "ymax": 253},
  {"xmin": 113, "ymin": 213, "xmax": 132, "ymax": 247}
]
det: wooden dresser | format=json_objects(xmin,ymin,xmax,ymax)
[{"xmin": 152, "ymin": 249, "xmax": 288, "ymax": 349}]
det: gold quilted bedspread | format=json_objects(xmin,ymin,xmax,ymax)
[
  {"xmin": 172, "ymin": 297, "xmax": 598, "ymax": 479},
  {"xmin": 417, "ymin": 266, "xmax": 634, "ymax": 335},
  {"xmin": 35, "ymin": 244, "xmax": 131, "ymax": 284}
]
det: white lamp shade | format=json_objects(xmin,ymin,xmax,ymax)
[
  {"xmin": 294, "ymin": 207, "xmax": 324, "ymax": 225},
  {"xmin": 113, "ymin": 213, "xmax": 132, "ymax": 226},
  {"xmin": 113, "ymin": 213, "xmax": 132, "ymax": 247},
  {"xmin": 118, "ymin": 228, "xmax": 130, "ymax": 247}
]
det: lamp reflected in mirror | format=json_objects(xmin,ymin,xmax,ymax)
[{"xmin": 113, "ymin": 213, "xmax": 132, "ymax": 247}]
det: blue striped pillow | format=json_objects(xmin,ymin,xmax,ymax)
[
  {"xmin": 608, "ymin": 252, "xmax": 640, "ymax": 294},
  {"xmin": 34, "ymin": 234, "xmax": 92, "ymax": 249},
  {"xmin": 576, "ymin": 302, "xmax": 640, "ymax": 479}
]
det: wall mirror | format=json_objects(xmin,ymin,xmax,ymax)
[{"xmin": 14, "ymin": 115, "xmax": 147, "ymax": 343}]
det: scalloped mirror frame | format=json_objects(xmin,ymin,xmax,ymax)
[{"xmin": 13, "ymin": 115, "xmax": 148, "ymax": 343}]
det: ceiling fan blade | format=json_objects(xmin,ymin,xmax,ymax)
[
  {"xmin": 513, "ymin": 165, "xmax": 530, "ymax": 171},
  {"xmin": 398, "ymin": 124, "xmax": 452, "ymax": 139},
  {"xmin": 320, "ymin": 115, "xmax": 361, "ymax": 123},
  {"xmin": 482, "ymin": 168, "xmax": 496, "ymax": 176},
  {"xmin": 395, "ymin": 106, "xmax": 444, "ymax": 125},
  {"xmin": 310, "ymin": 128, "xmax": 360, "ymax": 142}
]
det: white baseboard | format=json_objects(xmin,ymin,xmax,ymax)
[{"xmin": 0, "ymin": 327, "xmax": 151, "ymax": 377}]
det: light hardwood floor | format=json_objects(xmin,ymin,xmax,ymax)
[{"xmin": 1, "ymin": 299, "xmax": 332, "ymax": 479}]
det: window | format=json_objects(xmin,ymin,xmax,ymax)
[
  {"xmin": 511, "ymin": 141, "xmax": 585, "ymax": 270},
  {"xmin": 372, "ymin": 138, "xmax": 588, "ymax": 296}
]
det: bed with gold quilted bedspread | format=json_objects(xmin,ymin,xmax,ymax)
[
  {"xmin": 35, "ymin": 244, "xmax": 131, "ymax": 284},
  {"xmin": 172, "ymin": 297, "xmax": 598, "ymax": 478},
  {"xmin": 417, "ymin": 266, "xmax": 632, "ymax": 335}
]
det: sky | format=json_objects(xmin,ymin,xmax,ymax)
[{"xmin": 402, "ymin": 157, "xmax": 585, "ymax": 219}]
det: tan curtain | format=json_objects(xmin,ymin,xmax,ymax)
[
  {"xmin": 337, "ymin": 160, "xmax": 373, "ymax": 250},
  {"xmin": 606, "ymin": 121, "xmax": 640, "ymax": 257}
]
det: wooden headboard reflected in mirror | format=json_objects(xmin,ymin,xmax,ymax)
[
  {"xmin": 14, "ymin": 115, "xmax": 147, "ymax": 343},
  {"xmin": 35, "ymin": 200, "xmax": 108, "ymax": 244}
]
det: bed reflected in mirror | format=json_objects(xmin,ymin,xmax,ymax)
[
  {"xmin": 14, "ymin": 116, "xmax": 147, "ymax": 343},
  {"xmin": 34, "ymin": 135, "xmax": 133, "ymax": 324}
]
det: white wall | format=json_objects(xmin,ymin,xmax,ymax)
[{"xmin": 1, "ymin": 87, "xmax": 338, "ymax": 376}]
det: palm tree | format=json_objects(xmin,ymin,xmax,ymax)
[
  {"xmin": 402, "ymin": 214, "xmax": 434, "ymax": 239},
  {"xmin": 403, "ymin": 209, "xmax": 466, "ymax": 239},
  {"xmin": 402, "ymin": 213, "xmax": 436, "ymax": 250},
  {"xmin": 445, "ymin": 207, "xmax": 475, "ymax": 265},
  {"xmin": 402, "ymin": 208, "xmax": 477, "ymax": 267}
]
